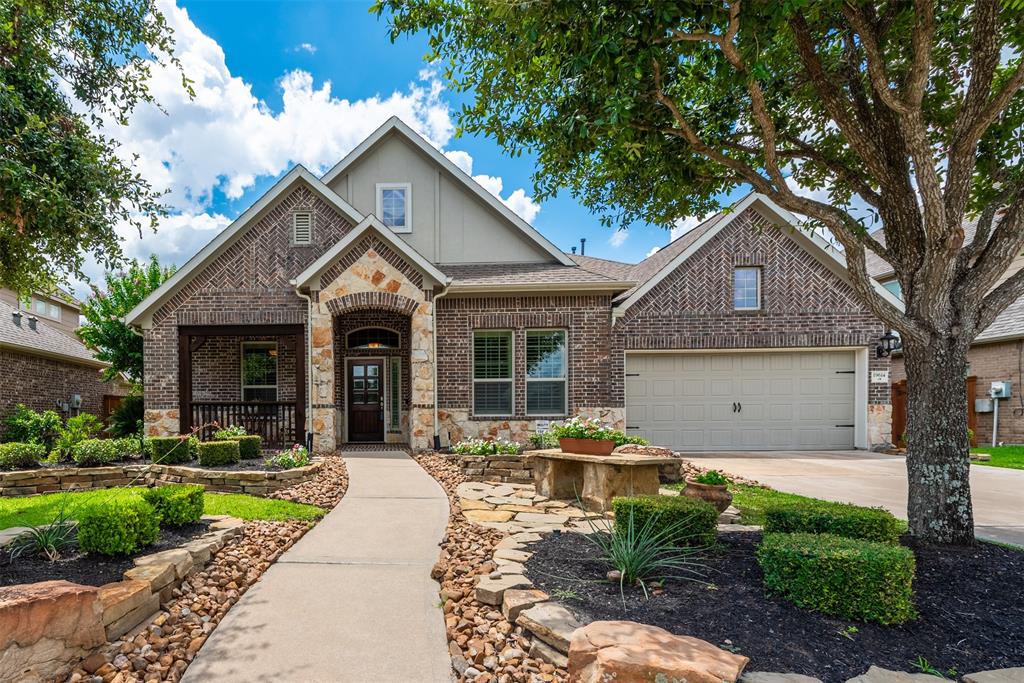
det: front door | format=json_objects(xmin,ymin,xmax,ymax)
[{"xmin": 348, "ymin": 360, "xmax": 384, "ymax": 442}]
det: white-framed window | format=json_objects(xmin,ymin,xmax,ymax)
[
  {"xmin": 526, "ymin": 330, "xmax": 567, "ymax": 416},
  {"xmin": 27, "ymin": 297, "xmax": 61, "ymax": 320},
  {"xmin": 473, "ymin": 330, "xmax": 513, "ymax": 416},
  {"xmin": 733, "ymin": 267, "xmax": 761, "ymax": 310},
  {"xmin": 241, "ymin": 342, "xmax": 278, "ymax": 402},
  {"xmin": 375, "ymin": 182, "xmax": 412, "ymax": 233},
  {"xmin": 292, "ymin": 211, "xmax": 313, "ymax": 244}
]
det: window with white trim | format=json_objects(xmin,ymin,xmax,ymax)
[
  {"xmin": 526, "ymin": 330, "xmax": 567, "ymax": 415},
  {"xmin": 733, "ymin": 267, "xmax": 761, "ymax": 310},
  {"xmin": 473, "ymin": 331, "xmax": 513, "ymax": 416},
  {"xmin": 241, "ymin": 342, "xmax": 278, "ymax": 402},
  {"xmin": 29, "ymin": 297, "xmax": 61, "ymax": 320},
  {"xmin": 292, "ymin": 211, "xmax": 312, "ymax": 244},
  {"xmin": 376, "ymin": 183, "xmax": 411, "ymax": 232}
]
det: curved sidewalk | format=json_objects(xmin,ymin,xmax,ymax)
[{"xmin": 183, "ymin": 451, "xmax": 452, "ymax": 683}]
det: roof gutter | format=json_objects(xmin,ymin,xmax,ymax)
[{"xmin": 0, "ymin": 341, "xmax": 110, "ymax": 369}]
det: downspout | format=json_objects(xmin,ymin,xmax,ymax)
[
  {"xmin": 293, "ymin": 283, "xmax": 314, "ymax": 450},
  {"xmin": 432, "ymin": 283, "xmax": 450, "ymax": 450}
]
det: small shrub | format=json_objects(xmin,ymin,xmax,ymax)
[
  {"xmin": 149, "ymin": 436, "xmax": 197, "ymax": 464},
  {"xmin": 213, "ymin": 425, "xmax": 247, "ymax": 439},
  {"xmin": 0, "ymin": 442, "xmax": 46, "ymax": 470},
  {"xmin": 694, "ymin": 470, "xmax": 729, "ymax": 486},
  {"xmin": 764, "ymin": 500, "xmax": 903, "ymax": 544},
  {"xmin": 757, "ymin": 532, "xmax": 917, "ymax": 624},
  {"xmin": 611, "ymin": 495, "xmax": 718, "ymax": 548},
  {"xmin": 450, "ymin": 438, "xmax": 520, "ymax": 455},
  {"xmin": 72, "ymin": 438, "xmax": 122, "ymax": 466},
  {"xmin": 143, "ymin": 484, "xmax": 205, "ymax": 527},
  {"xmin": 528, "ymin": 432, "xmax": 558, "ymax": 449},
  {"xmin": 228, "ymin": 435, "xmax": 262, "ymax": 459},
  {"xmin": 78, "ymin": 497, "xmax": 160, "ymax": 556},
  {"xmin": 2, "ymin": 405, "xmax": 62, "ymax": 450},
  {"xmin": 613, "ymin": 433, "xmax": 650, "ymax": 447},
  {"xmin": 51, "ymin": 413, "xmax": 103, "ymax": 462},
  {"xmin": 197, "ymin": 440, "xmax": 240, "ymax": 467},
  {"xmin": 264, "ymin": 444, "xmax": 310, "ymax": 469}
]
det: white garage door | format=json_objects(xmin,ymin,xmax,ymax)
[{"xmin": 625, "ymin": 350, "xmax": 856, "ymax": 451}]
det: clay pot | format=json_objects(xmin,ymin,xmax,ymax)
[
  {"xmin": 681, "ymin": 479, "xmax": 733, "ymax": 512},
  {"xmin": 558, "ymin": 437, "xmax": 616, "ymax": 456}
]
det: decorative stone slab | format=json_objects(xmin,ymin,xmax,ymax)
[
  {"xmin": 963, "ymin": 669, "xmax": 1024, "ymax": 683},
  {"xmin": 0, "ymin": 527, "xmax": 31, "ymax": 548},
  {"xmin": 530, "ymin": 639, "xmax": 568, "ymax": 669},
  {"xmin": 97, "ymin": 580, "xmax": 151, "ymax": 626},
  {"xmin": 568, "ymin": 620, "xmax": 749, "ymax": 683},
  {"xmin": 123, "ymin": 562, "xmax": 175, "ymax": 592},
  {"xmin": 496, "ymin": 537, "xmax": 525, "ymax": 551},
  {"xmin": 494, "ymin": 548, "xmax": 533, "ymax": 563},
  {"xmin": 464, "ymin": 509, "xmax": 516, "ymax": 524},
  {"xmin": 134, "ymin": 548, "xmax": 194, "ymax": 580},
  {"xmin": 102, "ymin": 590, "xmax": 159, "ymax": 641},
  {"xmin": 501, "ymin": 589, "xmax": 549, "ymax": 623},
  {"xmin": 475, "ymin": 574, "xmax": 533, "ymax": 606},
  {"xmin": 742, "ymin": 673, "xmax": 823, "ymax": 683},
  {"xmin": 846, "ymin": 667, "xmax": 950, "ymax": 682},
  {"xmin": 531, "ymin": 449, "xmax": 678, "ymax": 466},
  {"xmin": 509, "ymin": 532, "xmax": 543, "ymax": 543},
  {"xmin": 459, "ymin": 498, "xmax": 492, "ymax": 511},
  {"xmin": 516, "ymin": 602, "xmax": 582, "ymax": 653}
]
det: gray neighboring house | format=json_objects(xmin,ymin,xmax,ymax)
[{"xmin": 126, "ymin": 117, "xmax": 900, "ymax": 453}]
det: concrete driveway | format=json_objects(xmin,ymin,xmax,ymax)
[{"xmin": 685, "ymin": 450, "xmax": 1024, "ymax": 546}]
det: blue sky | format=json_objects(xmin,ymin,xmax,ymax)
[{"xmin": 86, "ymin": 0, "xmax": 727, "ymax": 293}]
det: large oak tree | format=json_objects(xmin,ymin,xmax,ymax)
[{"xmin": 377, "ymin": 0, "xmax": 1024, "ymax": 543}]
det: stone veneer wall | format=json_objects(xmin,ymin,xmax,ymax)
[
  {"xmin": 453, "ymin": 454, "xmax": 535, "ymax": 483},
  {"xmin": 0, "ymin": 462, "xmax": 320, "ymax": 498},
  {"xmin": 1, "ymin": 349, "xmax": 128, "ymax": 424}
]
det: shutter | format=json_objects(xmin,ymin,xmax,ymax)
[{"xmin": 292, "ymin": 212, "xmax": 312, "ymax": 244}]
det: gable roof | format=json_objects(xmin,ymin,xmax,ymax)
[
  {"xmin": 293, "ymin": 215, "xmax": 449, "ymax": 290},
  {"xmin": 1, "ymin": 311, "xmax": 105, "ymax": 367},
  {"xmin": 320, "ymin": 116, "xmax": 574, "ymax": 267},
  {"xmin": 125, "ymin": 166, "xmax": 365, "ymax": 328},
  {"xmin": 441, "ymin": 262, "xmax": 635, "ymax": 293}
]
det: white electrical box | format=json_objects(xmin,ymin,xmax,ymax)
[
  {"xmin": 975, "ymin": 398, "xmax": 994, "ymax": 413},
  {"xmin": 991, "ymin": 381, "xmax": 1012, "ymax": 399}
]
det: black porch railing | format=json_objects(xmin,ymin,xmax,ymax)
[{"xmin": 190, "ymin": 401, "xmax": 300, "ymax": 449}]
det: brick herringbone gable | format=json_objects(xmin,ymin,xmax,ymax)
[{"xmin": 319, "ymin": 235, "xmax": 425, "ymax": 290}]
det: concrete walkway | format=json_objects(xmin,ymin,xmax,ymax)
[
  {"xmin": 183, "ymin": 451, "xmax": 452, "ymax": 683},
  {"xmin": 686, "ymin": 450, "xmax": 1024, "ymax": 546}
]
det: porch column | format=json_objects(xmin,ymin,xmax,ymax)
[
  {"xmin": 309, "ymin": 302, "xmax": 336, "ymax": 453},
  {"xmin": 409, "ymin": 297, "xmax": 435, "ymax": 450}
]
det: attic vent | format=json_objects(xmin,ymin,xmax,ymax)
[{"xmin": 292, "ymin": 211, "xmax": 312, "ymax": 244}]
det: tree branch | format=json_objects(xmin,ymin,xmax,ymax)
[
  {"xmin": 840, "ymin": 3, "xmax": 909, "ymax": 114},
  {"xmin": 977, "ymin": 265, "xmax": 1024, "ymax": 334},
  {"xmin": 965, "ymin": 193, "xmax": 1024, "ymax": 304}
]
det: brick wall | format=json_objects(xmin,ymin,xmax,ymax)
[
  {"xmin": 191, "ymin": 335, "xmax": 297, "ymax": 402},
  {"xmin": 0, "ymin": 350, "xmax": 128, "ymax": 424},
  {"xmin": 892, "ymin": 338, "xmax": 1024, "ymax": 444}
]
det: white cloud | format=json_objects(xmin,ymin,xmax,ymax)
[
  {"xmin": 291, "ymin": 42, "xmax": 317, "ymax": 55},
  {"xmin": 501, "ymin": 189, "xmax": 541, "ymax": 224},
  {"xmin": 441, "ymin": 152, "xmax": 541, "ymax": 223},
  {"xmin": 669, "ymin": 212, "xmax": 715, "ymax": 241},
  {"xmin": 645, "ymin": 246, "xmax": 661, "ymax": 258},
  {"xmin": 608, "ymin": 229, "xmax": 629, "ymax": 248}
]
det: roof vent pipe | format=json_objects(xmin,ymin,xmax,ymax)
[
  {"xmin": 571, "ymin": 246, "xmax": 577, "ymax": 254},
  {"xmin": 580, "ymin": 238, "xmax": 586, "ymax": 256},
  {"xmin": 12, "ymin": 310, "xmax": 21, "ymax": 326},
  {"xmin": 27, "ymin": 315, "xmax": 37, "ymax": 331}
]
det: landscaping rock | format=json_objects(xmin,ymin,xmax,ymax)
[
  {"xmin": 613, "ymin": 444, "xmax": 674, "ymax": 458},
  {"xmin": 741, "ymin": 673, "xmax": 823, "ymax": 683},
  {"xmin": 531, "ymin": 639, "xmax": 569, "ymax": 669},
  {"xmin": 568, "ymin": 620, "xmax": 749, "ymax": 683},
  {"xmin": 464, "ymin": 509, "xmax": 516, "ymax": 523},
  {"xmin": 963, "ymin": 669, "xmax": 1024, "ymax": 683},
  {"xmin": 475, "ymin": 574, "xmax": 533, "ymax": 605},
  {"xmin": 502, "ymin": 589, "xmax": 549, "ymax": 623},
  {"xmin": 846, "ymin": 667, "xmax": 950, "ymax": 682},
  {"xmin": 516, "ymin": 602, "xmax": 582, "ymax": 653}
]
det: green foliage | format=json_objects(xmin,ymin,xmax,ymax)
[
  {"xmin": 213, "ymin": 425, "xmax": 247, "ymax": 439},
  {"xmin": 450, "ymin": 438, "xmax": 521, "ymax": 455},
  {"xmin": 764, "ymin": 500, "xmax": 903, "ymax": 544},
  {"xmin": 197, "ymin": 440, "xmax": 240, "ymax": 467},
  {"xmin": 79, "ymin": 256, "xmax": 176, "ymax": 382},
  {"xmin": 611, "ymin": 495, "xmax": 718, "ymax": 548},
  {"xmin": 614, "ymin": 434, "xmax": 650, "ymax": 447},
  {"xmin": 0, "ymin": 442, "xmax": 46, "ymax": 470},
  {"xmin": 694, "ymin": 470, "xmax": 729, "ymax": 486},
  {"xmin": 148, "ymin": 436, "xmax": 197, "ymax": 464},
  {"xmin": 6, "ymin": 496, "xmax": 76, "ymax": 561},
  {"xmin": 549, "ymin": 416, "xmax": 619, "ymax": 442},
  {"xmin": 757, "ymin": 532, "xmax": 917, "ymax": 625},
  {"xmin": 528, "ymin": 432, "xmax": 558, "ymax": 449},
  {"xmin": 72, "ymin": 438, "xmax": 137, "ymax": 466},
  {"xmin": 233, "ymin": 435, "xmax": 263, "ymax": 459},
  {"xmin": 108, "ymin": 394, "xmax": 145, "ymax": 438},
  {"xmin": 264, "ymin": 444, "xmax": 310, "ymax": 469},
  {"xmin": 77, "ymin": 497, "xmax": 160, "ymax": 556},
  {"xmin": 142, "ymin": 484, "xmax": 204, "ymax": 527},
  {"xmin": 51, "ymin": 413, "xmax": 103, "ymax": 462},
  {"xmin": 2, "ymin": 405, "xmax": 62, "ymax": 450}
]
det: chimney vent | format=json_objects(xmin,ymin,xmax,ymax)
[
  {"xmin": 27, "ymin": 315, "xmax": 37, "ymax": 331},
  {"xmin": 571, "ymin": 246, "xmax": 577, "ymax": 254},
  {"xmin": 12, "ymin": 310, "xmax": 21, "ymax": 326},
  {"xmin": 580, "ymin": 238, "xmax": 587, "ymax": 256}
]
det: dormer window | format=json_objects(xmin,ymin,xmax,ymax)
[
  {"xmin": 292, "ymin": 211, "xmax": 313, "ymax": 244},
  {"xmin": 376, "ymin": 183, "xmax": 411, "ymax": 233}
]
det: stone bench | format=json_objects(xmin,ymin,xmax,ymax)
[{"xmin": 530, "ymin": 449, "xmax": 677, "ymax": 512}]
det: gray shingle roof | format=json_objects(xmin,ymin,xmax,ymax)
[
  {"xmin": 442, "ymin": 261, "xmax": 630, "ymax": 287},
  {"xmin": 0, "ymin": 311, "xmax": 102, "ymax": 365}
]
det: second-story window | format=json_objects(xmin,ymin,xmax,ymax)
[{"xmin": 376, "ymin": 183, "xmax": 412, "ymax": 233}]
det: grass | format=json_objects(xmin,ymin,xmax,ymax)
[
  {"xmin": 971, "ymin": 445, "xmax": 1024, "ymax": 470},
  {"xmin": 0, "ymin": 488, "xmax": 324, "ymax": 530}
]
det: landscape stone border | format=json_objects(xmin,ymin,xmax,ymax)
[{"xmin": 0, "ymin": 461, "xmax": 322, "ymax": 498}]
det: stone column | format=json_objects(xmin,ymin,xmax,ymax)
[
  {"xmin": 310, "ymin": 304, "xmax": 336, "ymax": 453},
  {"xmin": 409, "ymin": 299, "xmax": 435, "ymax": 450}
]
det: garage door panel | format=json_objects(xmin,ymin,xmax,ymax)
[
  {"xmin": 652, "ymin": 379, "xmax": 676, "ymax": 397},
  {"xmin": 710, "ymin": 379, "xmax": 734, "ymax": 396},
  {"xmin": 652, "ymin": 404, "xmax": 676, "ymax": 422}
]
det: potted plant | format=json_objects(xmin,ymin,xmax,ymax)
[
  {"xmin": 550, "ymin": 417, "xmax": 618, "ymax": 456},
  {"xmin": 681, "ymin": 470, "xmax": 733, "ymax": 512}
]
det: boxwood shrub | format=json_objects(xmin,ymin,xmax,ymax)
[
  {"xmin": 149, "ymin": 436, "xmax": 197, "ymax": 464},
  {"xmin": 0, "ymin": 442, "xmax": 45, "ymax": 470},
  {"xmin": 197, "ymin": 440, "xmax": 240, "ymax": 467},
  {"xmin": 763, "ymin": 500, "xmax": 903, "ymax": 544},
  {"xmin": 78, "ymin": 497, "xmax": 160, "ymax": 556},
  {"xmin": 72, "ymin": 438, "xmax": 120, "ymax": 466},
  {"xmin": 757, "ymin": 532, "xmax": 917, "ymax": 624},
  {"xmin": 228, "ymin": 435, "xmax": 262, "ymax": 459},
  {"xmin": 143, "ymin": 484, "xmax": 205, "ymax": 527},
  {"xmin": 611, "ymin": 495, "xmax": 718, "ymax": 548}
]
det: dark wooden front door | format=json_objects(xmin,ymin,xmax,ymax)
[{"xmin": 348, "ymin": 361, "xmax": 384, "ymax": 442}]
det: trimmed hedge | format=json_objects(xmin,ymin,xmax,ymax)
[
  {"xmin": 143, "ymin": 484, "xmax": 205, "ymax": 527},
  {"xmin": 78, "ymin": 497, "xmax": 160, "ymax": 556},
  {"xmin": 228, "ymin": 435, "xmax": 262, "ymax": 459},
  {"xmin": 149, "ymin": 436, "xmax": 197, "ymax": 464},
  {"xmin": 611, "ymin": 495, "xmax": 718, "ymax": 548},
  {"xmin": 197, "ymin": 440, "xmax": 240, "ymax": 467},
  {"xmin": 0, "ymin": 442, "xmax": 45, "ymax": 470},
  {"xmin": 757, "ymin": 532, "xmax": 917, "ymax": 624},
  {"xmin": 71, "ymin": 438, "xmax": 139, "ymax": 466},
  {"xmin": 763, "ymin": 500, "xmax": 903, "ymax": 544}
]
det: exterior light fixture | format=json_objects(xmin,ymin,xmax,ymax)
[{"xmin": 876, "ymin": 331, "xmax": 900, "ymax": 359}]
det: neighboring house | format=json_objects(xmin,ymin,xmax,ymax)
[
  {"xmin": 0, "ymin": 288, "xmax": 129, "ymax": 424},
  {"xmin": 866, "ymin": 224, "xmax": 1024, "ymax": 445},
  {"xmin": 126, "ymin": 117, "xmax": 900, "ymax": 453}
]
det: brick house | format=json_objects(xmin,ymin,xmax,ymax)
[{"xmin": 127, "ymin": 117, "xmax": 899, "ymax": 453}]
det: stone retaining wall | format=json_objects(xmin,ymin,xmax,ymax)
[
  {"xmin": 0, "ymin": 462, "xmax": 321, "ymax": 498},
  {"xmin": 452, "ymin": 454, "xmax": 534, "ymax": 483}
]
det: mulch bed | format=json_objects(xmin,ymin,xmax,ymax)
[
  {"xmin": 0, "ymin": 521, "xmax": 211, "ymax": 588},
  {"xmin": 525, "ymin": 530, "xmax": 1024, "ymax": 682}
]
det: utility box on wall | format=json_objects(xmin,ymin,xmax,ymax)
[
  {"xmin": 976, "ymin": 398, "xmax": 994, "ymax": 413},
  {"xmin": 991, "ymin": 381, "xmax": 1012, "ymax": 399}
]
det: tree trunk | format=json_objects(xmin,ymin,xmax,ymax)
[{"xmin": 902, "ymin": 335, "xmax": 975, "ymax": 545}]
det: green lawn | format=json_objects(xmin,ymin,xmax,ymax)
[
  {"xmin": 971, "ymin": 445, "xmax": 1024, "ymax": 470},
  {"xmin": 0, "ymin": 487, "xmax": 324, "ymax": 530}
]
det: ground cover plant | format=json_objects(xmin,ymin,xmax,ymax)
[
  {"xmin": 264, "ymin": 444, "xmax": 311, "ymax": 469},
  {"xmin": 450, "ymin": 438, "xmax": 521, "ymax": 455},
  {"xmin": 971, "ymin": 445, "xmax": 1024, "ymax": 470}
]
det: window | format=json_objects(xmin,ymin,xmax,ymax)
[
  {"xmin": 389, "ymin": 359, "xmax": 401, "ymax": 432},
  {"xmin": 292, "ymin": 211, "xmax": 312, "ymax": 244},
  {"xmin": 733, "ymin": 267, "xmax": 761, "ymax": 310},
  {"xmin": 526, "ymin": 330, "xmax": 567, "ymax": 415},
  {"xmin": 376, "ymin": 183, "xmax": 412, "ymax": 232},
  {"xmin": 241, "ymin": 342, "xmax": 278, "ymax": 402},
  {"xmin": 473, "ymin": 331, "xmax": 513, "ymax": 415},
  {"xmin": 347, "ymin": 328, "xmax": 400, "ymax": 349},
  {"xmin": 882, "ymin": 279, "xmax": 903, "ymax": 298},
  {"xmin": 29, "ymin": 297, "xmax": 61, "ymax": 320}
]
